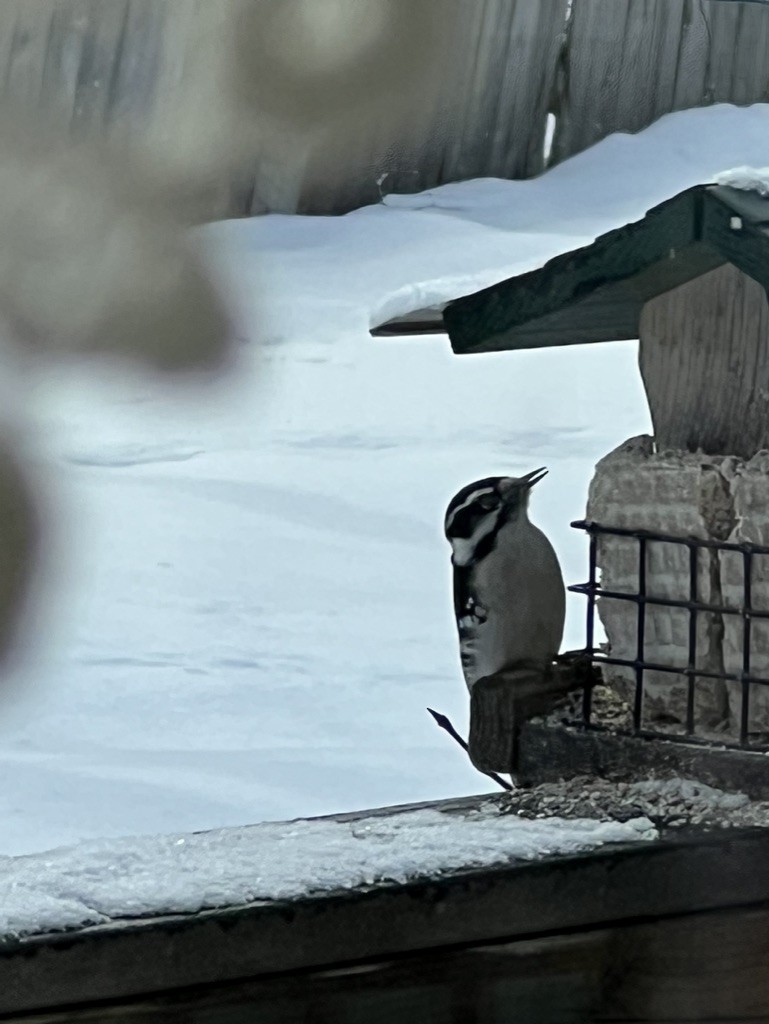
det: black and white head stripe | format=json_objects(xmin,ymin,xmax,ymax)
[
  {"xmin": 444, "ymin": 470, "xmax": 547, "ymax": 568},
  {"xmin": 444, "ymin": 476, "xmax": 502, "ymax": 539},
  {"xmin": 445, "ymin": 478, "xmax": 506, "ymax": 568}
]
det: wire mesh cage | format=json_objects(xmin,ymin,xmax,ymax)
[{"xmin": 569, "ymin": 520, "xmax": 769, "ymax": 751}]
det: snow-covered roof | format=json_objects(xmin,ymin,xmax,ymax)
[
  {"xmin": 363, "ymin": 106, "xmax": 769, "ymax": 345},
  {"xmin": 715, "ymin": 165, "xmax": 769, "ymax": 195},
  {"xmin": 374, "ymin": 183, "xmax": 769, "ymax": 354}
]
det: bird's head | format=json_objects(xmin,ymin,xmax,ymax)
[{"xmin": 444, "ymin": 469, "xmax": 547, "ymax": 567}]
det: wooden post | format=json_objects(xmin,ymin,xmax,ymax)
[
  {"xmin": 639, "ymin": 262, "xmax": 769, "ymax": 458},
  {"xmin": 468, "ymin": 659, "xmax": 596, "ymax": 776}
]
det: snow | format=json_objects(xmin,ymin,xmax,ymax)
[
  {"xmin": 206, "ymin": 103, "xmax": 769, "ymax": 343},
  {"xmin": 714, "ymin": 165, "xmax": 769, "ymax": 195},
  {"xmin": 0, "ymin": 103, "xmax": 767, "ymax": 859},
  {"xmin": 0, "ymin": 804, "xmax": 655, "ymax": 938}
]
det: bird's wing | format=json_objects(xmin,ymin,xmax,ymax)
[
  {"xmin": 453, "ymin": 565, "xmax": 470, "ymax": 624},
  {"xmin": 453, "ymin": 565, "xmax": 487, "ymax": 629}
]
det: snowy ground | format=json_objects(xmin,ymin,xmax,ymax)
[{"xmin": 0, "ymin": 103, "xmax": 767, "ymax": 857}]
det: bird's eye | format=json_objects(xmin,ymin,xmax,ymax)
[{"xmin": 477, "ymin": 493, "xmax": 499, "ymax": 511}]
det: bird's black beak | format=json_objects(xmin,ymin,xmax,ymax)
[{"xmin": 521, "ymin": 467, "xmax": 548, "ymax": 488}]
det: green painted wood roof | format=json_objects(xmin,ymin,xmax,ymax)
[
  {"xmin": 371, "ymin": 185, "xmax": 769, "ymax": 353},
  {"xmin": 443, "ymin": 184, "xmax": 769, "ymax": 354}
]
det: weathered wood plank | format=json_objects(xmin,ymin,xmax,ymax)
[
  {"xmin": 102, "ymin": 0, "xmax": 163, "ymax": 127},
  {"xmin": 552, "ymin": 0, "xmax": 769, "ymax": 170},
  {"xmin": 518, "ymin": 719, "xmax": 769, "ymax": 797},
  {"xmin": 553, "ymin": 0, "xmax": 682, "ymax": 161},
  {"xmin": 0, "ymin": 931, "xmax": 609, "ymax": 1022},
  {"xmin": 4, "ymin": 1, "xmax": 51, "ymax": 105},
  {"xmin": 297, "ymin": 0, "xmax": 566, "ymax": 214},
  {"xmin": 704, "ymin": 0, "xmax": 769, "ymax": 106},
  {"xmin": 69, "ymin": 1, "xmax": 126, "ymax": 132},
  {"xmin": 604, "ymin": 905, "xmax": 769, "ymax": 1021},
  {"xmin": 639, "ymin": 262, "xmax": 769, "ymax": 458},
  {"xmin": 469, "ymin": 661, "xmax": 598, "ymax": 774},
  {"xmin": 0, "ymin": 0, "xmax": 164, "ymax": 132},
  {"xmin": 6, "ymin": 903, "xmax": 769, "ymax": 1022}
]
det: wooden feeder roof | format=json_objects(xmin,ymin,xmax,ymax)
[{"xmin": 372, "ymin": 184, "xmax": 769, "ymax": 354}]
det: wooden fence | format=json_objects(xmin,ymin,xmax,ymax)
[
  {"xmin": 552, "ymin": 0, "xmax": 769, "ymax": 164},
  {"xmin": 0, "ymin": 0, "xmax": 767, "ymax": 217}
]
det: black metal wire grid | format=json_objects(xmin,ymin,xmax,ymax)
[{"xmin": 569, "ymin": 519, "xmax": 769, "ymax": 750}]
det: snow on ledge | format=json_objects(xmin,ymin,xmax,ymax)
[
  {"xmin": 0, "ymin": 804, "xmax": 656, "ymax": 940},
  {"xmin": 714, "ymin": 165, "xmax": 769, "ymax": 196}
]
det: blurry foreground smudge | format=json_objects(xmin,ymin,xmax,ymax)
[
  {"xmin": 0, "ymin": 118, "xmax": 234, "ymax": 373},
  {"xmin": 0, "ymin": 0, "xmax": 445, "ymax": 673},
  {"xmin": 0, "ymin": 118, "xmax": 236, "ymax": 670},
  {"xmin": 233, "ymin": 0, "xmax": 452, "ymax": 130}
]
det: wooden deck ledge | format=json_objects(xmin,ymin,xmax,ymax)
[{"xmin": 3, "ymin": 795, "xmax": 769, "ymax": 1020}]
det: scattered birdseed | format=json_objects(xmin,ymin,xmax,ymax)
[
  {"xmin": 539, "ymin": 684, "xmax": 633, "ymax": 732},
  {"xmin": 498, "ymin": 774, "xmax": 768, "ymax": 830}
]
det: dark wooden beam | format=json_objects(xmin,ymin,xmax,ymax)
[
  {"xmin": 10, "ymin": 902, "xmax": 769, "ymax": 1023},
  {"xmin": 518, "ymin": 721, "xmax": 769, "ymax": 798},
  {"xmin": 370, "ymin": 315, "xmax": 446, "ymax": 336},
  {"xmin": 4, "ymin": 801, "xmax": 769, "ymax": 1017},
  {"xmin": 442, "ymin": 187, "xmax": 706, "ymax": 354}
]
